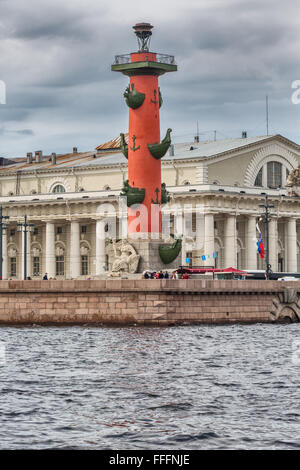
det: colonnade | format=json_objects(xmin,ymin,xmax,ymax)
[
  {"xmin": 180, "ymin": 213, "xmax": 299, "ymax": 272},
  {"xmin": 1, "ymin": 219, "xmax": 107, "ymax": 279},
  {"xmin": 44, "ymin": 220, "xmax": 107, "ymax": 278},
  {"xmin": 1, "ymin": 214, "xmax": 299, "ymax": 278}
]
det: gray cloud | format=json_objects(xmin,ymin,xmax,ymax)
[
  {"xmin": 0, "ymin": 126, "xmax": 34, "ymax": 136},
  {"xmin": 0, "ymin": 0, "xmax": 299, "ymax": 157},
  {"xmin": 13, "ymin": 129, "xmax": 34, "ymax": 135}
]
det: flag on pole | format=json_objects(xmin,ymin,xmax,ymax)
[{"xmin": 256, "ymin": 223, "xmax": 265, "ymax": 259}]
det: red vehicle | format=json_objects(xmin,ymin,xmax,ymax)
[{"xmin": 176, "ymin": 266, "xmax": 249, "ymax": 280}]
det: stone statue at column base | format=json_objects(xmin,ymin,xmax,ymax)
[
  {"xmin": 108, "ymin": 239, "xmax": 140, "ymax": 274},
  {"xmin": 286, "ymin": 167, "xmax": 300, "ymax": 196}
]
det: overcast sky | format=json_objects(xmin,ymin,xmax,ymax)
[{"xmin": 0, "ymin": 0, "xmax": 299, "ymax": 157}]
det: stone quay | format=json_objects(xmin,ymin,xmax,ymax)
[{"xmin": 0, "ymin": 279, "xmax": 299, "ymax": 325}]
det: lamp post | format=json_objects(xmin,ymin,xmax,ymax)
[
  {"xmin": 259, "ymin": 193, "xmax": 274, "ymax": 280},
  {"xmin": 17, "ymin": 215, "xmax": 34, "ymax": 280},
  {"xmin": 0, "ymin": 206, "xmax": 9, "ymax": 280}
]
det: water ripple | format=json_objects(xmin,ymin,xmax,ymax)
[{"xmin": 0, "ymin": 323, "xmax": 300, "ymax": 449}]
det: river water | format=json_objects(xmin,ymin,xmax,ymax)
[{"xmin": 0, "ymin": 323, "xmax": 300, "ymax": 450}]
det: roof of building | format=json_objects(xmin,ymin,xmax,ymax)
[
  {"xmin": 96, "ymin": 133, "xmax": 129, "ymax": 151},
  {"xmin": 169, "ymin": 135, "xmax": 274, "ymax": 158},
  {"xmin": 0, "ymin": 134, "xmax": 298, "ymax": 174}
]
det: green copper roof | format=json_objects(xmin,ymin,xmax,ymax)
[{"xmin": 111, "ymin": 61, "xmax": 177, "ymax": 76}]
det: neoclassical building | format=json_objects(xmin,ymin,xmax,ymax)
[{"xmin": 1, "ymin": 132, "xmax": 300, "ymax": 279}]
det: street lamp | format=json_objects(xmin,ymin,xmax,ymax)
[
  {"xmin": 17, "ymin": 215, "xmax": 34, "ymax": 280},
  {"xmin": 0, "ymin": 206, "xmax": 9, "ymax": 280},
  {"xmin": 259, "ymin": 193, "xmax": 274, "ymax": 280}
]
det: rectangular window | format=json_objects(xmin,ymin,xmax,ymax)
[
  {"xmin": 81, "ymin": 226, "xmax": 87, "ymax": 233},
  {"xmin": 267, "ymin": 162, "xmax": 282, "ymax": 188},
  {"xmin": 56, "ymin": 256, "xmax": 64, "ymax": 276},
  {"xmin": 33, "ymin": 257, "xmax": 40, "ymax": 276},
  {"xmin": 56, "ymin": 226, "xmax": 63, "ymax": 234},
  {"xmin": 33, "ymin": 228, "xmax": 39, "ymax": 236},
  {"xmin": 10, "ymin": 257, "xmax": 16, "ymax": 277},
  {"xmin": 81, "ymin": 255, "xmax": 88, "ymax": 276},
  {"xmin": 10, "ymin": 229, "xmax": 15, "ymax": 237}
]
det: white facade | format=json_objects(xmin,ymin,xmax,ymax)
[{"xmin": 1, "ymin": 133, "xmax": 300, "ymax": 278}]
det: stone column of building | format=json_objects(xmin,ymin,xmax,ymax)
[
  {"xmin": 287, "ymin": 217, "xmax": 297, "ymax": 272},
  {"xmin": 193, "ymin": 209, "xmax": 204, "ymax": 265},
  {"xmin": 2, "ymin": 230, "xmax": 8, "ymax": 279},
  {"xmin": 224, "ymin": 214, "xmax": 237, "ymax": 268},
  {"xmin": 204, "ymin": 213, "xmax": 214, "ymax": 267},
  {"xmin": 281, "ymin": 169, "xmax": 287, "ymax": 187},
  {"xmin": 70, "ymin": 220, "xmax": 81, "ymax": 278},
  {"xmin": 246, "ymin": 215, "xmax": 257, "ymax": 270},
  {"xmin": 21, "ymin": 229, "xmax": 31, "ymax": 279},
  {"xmin": 269, "ymin": 218, "xmax": 278, "ymax": 271},
  {"xmin": 181, "ymin": 239, "xmax": 187, "ymax": 266},
  {"xmin": 95, "ymin": 219, "xmax": 106, "ymax": 275},
  {"xmin": 45, "ymin": 221, "xmax": 56, "ymax": 278}
]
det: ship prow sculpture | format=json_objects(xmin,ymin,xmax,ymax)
[
  {"xmin": 124, "ymin": 83, "xmax": 145, "ymax": 109},
  {"xmin": 148, "ymin": 128, "xmax": 172, "ymax": 160},
  {"xmin": 159, "ymin": 238, "xmax": 182, "ymax": 265}
]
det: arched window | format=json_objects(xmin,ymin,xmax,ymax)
[
  {"xmin": 267, "ymin": 162, "xmax": 282, "ymax": 188},
  {"xmin": 10, "ymin": 257, "xmax": 17, "ymax": 277},
  {"xmin": 80, "ymin": 243, "xmax": 90, "ymax": 276},
  {"xmin": 55, "ymin": 244, "xmax": 65, "ymax": 276},
  {"xmin": 32, "ymin": 244, "xmax": 42, "ymax": 277},
  {"xmin": 254, "ymin": 162, "xmax": 284, "ymax": 189},
  {"xmin": 56, "ymin": 256, "xmax": 64, "ymax": 276},
  {"xmin": 8, "ymin": 246, "xmax": 17, "ymax": 278},
  {"xmin": 52, "ymin": 184, "xmax": 66, "ymax": 193}
]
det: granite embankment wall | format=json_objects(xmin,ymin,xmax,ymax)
[{"xmin": 0, "ymin": 279, "xmax": 300, "ymax": 325}]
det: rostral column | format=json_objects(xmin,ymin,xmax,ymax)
[{"xmin": 112, "ymin": 23, "xmax": 177, "ymax": 236}]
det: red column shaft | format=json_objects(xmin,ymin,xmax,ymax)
[{"xmin": 128, "ymin": 52, "xmax": 161, "ymax": 235}]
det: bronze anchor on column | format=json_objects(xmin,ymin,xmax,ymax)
[
  {"xmin": 151, "ymin": 89, "xmax": 158, "ymax": 104},
  {"xmin": 151, "ymin": 187, "xmax": 161, "ymax": 204},
  {"xmin": 130, "ymin": 135, "xmax": 140, "ymax": 152}
]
